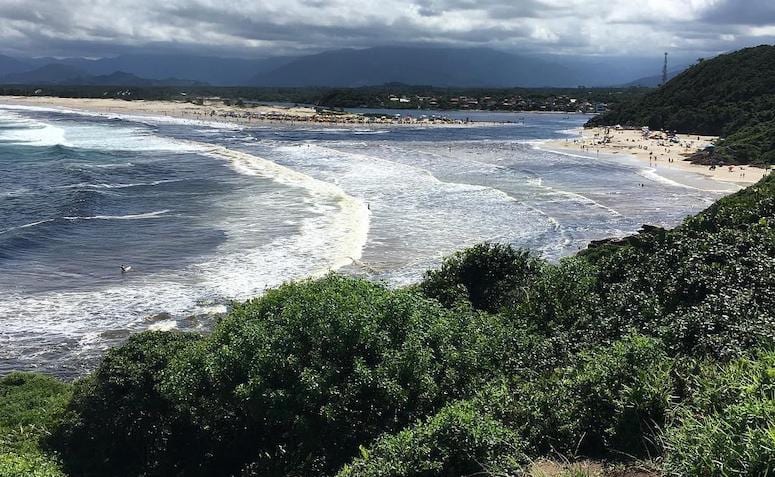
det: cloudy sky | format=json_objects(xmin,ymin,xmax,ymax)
[{"xmin": 0, "ymin": 0, "xmax": 773, "ymax": 58}]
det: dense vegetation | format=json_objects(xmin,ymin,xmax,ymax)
[
  {"xmin": 0, "ymin": 373, "xmax": 70, "ymax": 476},
  {"xmin": 587, "ymin": 45, "xmax": 775, "ymax": 166},
  {"xmin": 3, "ymin": 172, "xmax": 773, "ymax": 476},
  {"xmin": 0, "ymin": 84, "xmax": 641, "ymax": 112}
]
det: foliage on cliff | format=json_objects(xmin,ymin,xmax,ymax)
[{"xmin": 587, "ymin": 45, "xmax": 775, "ymax": 166}]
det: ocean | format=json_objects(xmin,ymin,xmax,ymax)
[{"xmin": 0, "ymin": 105, "xmax": 732, "ymax": 377}]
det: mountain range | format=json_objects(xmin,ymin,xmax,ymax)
[
  {"xmin": 0, "ymin": 64, "xmax": 206, "ymax": 87},
  {"xmin": 0, "ymin": 46, "xmax": 691, "ymax": 88}
]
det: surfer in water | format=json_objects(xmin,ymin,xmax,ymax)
[{"xmin": 120, "ymin": 264, "xmax": 132, "ymax": 273}]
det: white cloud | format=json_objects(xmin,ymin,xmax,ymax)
[{"xmin": 0, "ymin": 0, "xmax": 771, "ymax": 57}]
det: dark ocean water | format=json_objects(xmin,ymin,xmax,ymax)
[{"xmin": 0, "ymin": 105, "xmax": 732, "ymax": 377}]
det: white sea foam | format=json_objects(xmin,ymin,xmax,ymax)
[
  {"xmin": 0, "ymin": 103, "xmax": 244, "ymax": 131},
  {"xmin": 148, "ymin": 320, "xmax": 178, "ymax": 331},
  {"xmin": 63, "ymin": 210, "xmax": 171, "ymax": 221},
  {"xmin": 83, "ymin": 162, "xmax": 135, "ymax": 169},
  {"xmin": 270, "ymin": 142, "xmax": 557, "ymax": 285},
  {"xmin": 557, "ymin": 127, "xmax": 583, "ymax": 137},
  {"xmin": 0, "ymin": 110, "xmax": 68, "ymax": 146},
  {"xmin": 58, "ymin": 179, "xmax": 183, "ymax": 190},
  {"xmin": 0, "ymin": 187, "xmax": 31, "ymax": 198},
  {"xmin": 196, "ymin": 145, "xmax": 371, "ymax": 298},
  {"xmin": 0, "ymin": 105, "xmax": 208, "ymax": 152},
  {"xmin": 0, "ymin": 282, "xmax": 206, "ymax": 342},
  {"xmin": 543, "ymin": 186, "xmax": 624, "ymax": 217},
  {"xmin": 638, "ymin": 168, "xmax": 739, "ymax": 193},
  {"xmin": 0, "ymin": 219, "xmax": 55, "ymax": 235}
]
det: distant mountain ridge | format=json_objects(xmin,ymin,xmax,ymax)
[
  {"xmin": 0, "ymin": 54, "xmax": 31, "ymax": 77},
  {"xmin": 1, "ymin": 65, "xmax": 207, "ymax": 87},
  {"xmin": 0, "ymin": 46, "xmax": 693, "ymax": 88},
  {"xmin": 251, "ymin": 46, "xmax": 580, "ymax": 87},
  {"xmin": 0, "ymin": 55, "xmax": 290, "ymax": 86}
]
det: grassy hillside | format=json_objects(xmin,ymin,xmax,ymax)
[
  {"xmin": 587, "ymin": 45, "xmax": 775, "ymax": 166},
  {"xmin": 4, "ymin": 173, "xmax": 774, "ymax": 476}
]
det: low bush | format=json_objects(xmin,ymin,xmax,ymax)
[
  {"xmin": 0, "ymin": 373, "xmax": 71, "ymax": 477},
  {"xmin": 664, "ymin": 351, "xmax": 775, "ymax": 476},
  {"xmin": 419, "ymin": 243, "xmax": 544, "ymax": 313},
  {"xmin": 337, "ymin": 397, "xmax": 524, "ymax": 477},
  {"xmin": 53, "ymin": 275, "xmax": 526, "ymax": 476},
  {"xmin": 340, "ymin": 335, "xmax": 674, "ymax": 476},
  {"xmin": 51, "ymin": 331, "xmax": 201, "ymax": 477}
]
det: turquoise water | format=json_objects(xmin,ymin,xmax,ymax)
[{"xmin": 0, "ymin": 105, "xmax": 730, "ymax": 376}]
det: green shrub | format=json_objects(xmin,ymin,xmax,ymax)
[
  {"xmin": 339, "ymin": 335, "xmax": 673, "ymax": 477},
  {"xmin": 52, "ymin": 331, "xmax": 201, "ymax": 477},
  {"xmin": 53, "ymin": 275, "xmax": 522, "ymax": 476},
  {"xmin": 420, "ymin": 243, "xmax": 544, "ymax": 313},
  {"xmin": 0, "ymin": 452, "xmax": 65, "ymax": 477},
  {"xmin": 166, "ymin": 275, "xmax": 525, "ymax": 475},
  {"xmin": 562, "ymin": 335, "xmax": 673, "ymax": 456},
  {"xmin": 510, "ymin": 257, "xmax": 604, "ymax": 345},
  {"xmin": 587, "ymin": 174, "xmax": 775, "ymax": 358},
  {"xmin": 493, "ymin": 334, "xmax": 673, "ymax": 459},
  {"xmin": 338, "ymin": 397, "xmax": 524, "ymax": 477},
  {"xmin": 664, "ymin": 350, "xmax": 775, "ymax": 476},
  {"xmin": 0, "ymin": 373, "xmax": 71, "ymax": 477}
]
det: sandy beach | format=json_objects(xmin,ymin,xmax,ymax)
[
  {"xmin": 0, "ymin": 95, "xmax": 473, "ymax": 127},
  {"xmin": 543, "ymin": 127, "xmax": 769, "ymax": 186}
]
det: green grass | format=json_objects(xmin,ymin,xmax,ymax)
[{"xmin": 0, "ymin": 373, "xmax": 71, "ymax": 477}]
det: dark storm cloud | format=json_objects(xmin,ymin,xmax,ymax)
[
  {"xmin": 0, "ymin": 0, "xmax": 771, "ymax": 58},
  {"xmin": 700, "ymin": 0, "xmax": 775, "ymax": 26}
]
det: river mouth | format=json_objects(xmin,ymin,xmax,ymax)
[{"xmin": 0, "ymin": 106, "xmax": 725, "ymax": 377}]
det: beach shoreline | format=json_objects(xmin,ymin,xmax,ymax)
[
  {"xmin": 540, "ymin": 126, "xmax": 768, "ymax": 187},
  {"xmin": 0, "ymin": 96, "xmax": 511, "ymax": 128}
]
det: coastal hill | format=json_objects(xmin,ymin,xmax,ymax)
[{"xmin": 588, "ymin": 44, "xmax": 775, "ymax": 166}]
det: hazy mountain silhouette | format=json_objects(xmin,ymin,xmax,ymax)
[
  {"xmin": 2, "ymin": 64, "xmax": 88, "ymax": 84},
  {"xmin": 0, "ymin": 55, "xmax": 31, "ymax": 76},
  {"xmin": 251, "ymin": 46, "xmax": 581, "ymax": 87},
  {"xmin": 21, "ymin": 54, "xmax": 291, "ymax": 86},
  {"xmin": 0, "ymin": 47, "xmax": 701, "ymax": 88},
  {"xmin": 1, "ymin": 66, "xmax": 207, "ymax": 86},
  {"xmin": 624, "ymin": 66, "xmax": 689, "ymax": 87}
]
